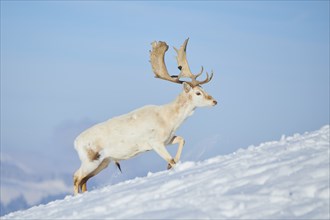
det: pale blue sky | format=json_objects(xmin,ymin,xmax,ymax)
[{"xmin": 1, "ymin": 1, "xmax": 329, "ymax": 179}]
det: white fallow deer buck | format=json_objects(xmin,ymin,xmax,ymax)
[{"xmin": 73, "ymin": 38, "xmax": 217, "ymax": 195}]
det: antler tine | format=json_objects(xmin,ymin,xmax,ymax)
[
  {"xmin": 186, "ymin": 70, "xmax": 213, "ymax": 87},
  {"xmin": 198, "ymin": 70, "xmax": 214, "ymax": 86},
  {"xmin": 195, "ymin": 66, "xmax": 204, "ymax": 79},
  {"xmin": 150, "ymin": 41, "xmax": 183, "ymax": 84}
]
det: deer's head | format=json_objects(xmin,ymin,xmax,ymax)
[
  {"xmin": 182, "ymin": 82, "xmax": 217, "ymax": 107},
  {"xmin": 150, "ymin": 38, "xmax": 217, "ymax": 108}
]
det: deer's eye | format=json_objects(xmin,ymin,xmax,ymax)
[{"xmin": 195, "ymin": 92, "xmax": 201, "ymax": 96}]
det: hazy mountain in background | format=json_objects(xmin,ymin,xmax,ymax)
[{"xmin": 0, "ymin": 154, "xmax": 72, "ymax": 216}]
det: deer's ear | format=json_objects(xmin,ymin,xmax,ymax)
[{"xmin": 183, "ymin": 82, "xmax": 192, "ymax": 93}]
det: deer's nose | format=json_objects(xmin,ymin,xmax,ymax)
[{"xmin": 213, "ymin": 100, "xmax": 217, "ymax": 105}]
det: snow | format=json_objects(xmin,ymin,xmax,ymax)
[{"xmin": 2, "ymin": 125, "xmax": 329, "ymax": 219}]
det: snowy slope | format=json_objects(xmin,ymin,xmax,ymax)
[{"xmin": 2, "ymin": 125, "xmax": 329, "ymax": 219}]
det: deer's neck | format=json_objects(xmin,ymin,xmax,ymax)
[{"xmin": 164, "ymin": 92, "xmax": 196, "ymax": 131}]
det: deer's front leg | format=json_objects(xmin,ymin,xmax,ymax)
[
  {"xmin": 168, "ymin": 136, "xmax": 185, "ymax": 163},
  {"xmin": 152, "ymin": 143, "xmax": 176, "ymax": 169},
  {"xmin": 165, "ymin": 136, "xmax": 185, "ymax": 169},
  {"xmin": 174, "ymin": 136, "xmax": 185, "ymax": 163}
]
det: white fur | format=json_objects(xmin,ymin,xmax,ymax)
[{"xmin": 73, "ymin": 83, "xmax": 217, "ymax": 194}]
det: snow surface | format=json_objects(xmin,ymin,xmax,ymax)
[{"xmin": 2, "ymin": 125, "xmax": 329, "ymax": 219}]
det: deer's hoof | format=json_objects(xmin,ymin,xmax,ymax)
[{"xmin": 167, "ymin": 159, "xmax": 176, "ymax": 170}]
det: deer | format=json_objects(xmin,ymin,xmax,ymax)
[{"xmin": 73, "ymin": 38, "xmax": 217, "ymax": 195}]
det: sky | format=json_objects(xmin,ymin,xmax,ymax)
[{"xmin": 1, "ymin": 1, "xmax": 329, "ymax": 181}]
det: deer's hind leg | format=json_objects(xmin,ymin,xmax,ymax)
[
  {"xmin": 80, "ymin": 157, "xmax": 110, "ymax": 193},
  {"xmin": 74, "ymin": 161, "xmax": 99, "ymax": 195},
  {"xmin": 73, "ymin": 148, "xmax": 110, "ymax": 195}
]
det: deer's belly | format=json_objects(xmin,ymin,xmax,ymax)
[{"xmin": 103, "ymin": 138, "xmax": 154, "ymax": 160}]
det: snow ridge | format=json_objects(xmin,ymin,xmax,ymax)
[{"xmin": 3, "ymin": 125, "xmax": 329, "ymax": 219}]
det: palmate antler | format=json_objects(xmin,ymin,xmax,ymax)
[
  {"xmin": 150, "ymin": 38, "xmax": 213, "ymax": 87},
  {"xmin": 150, "ymin": 41, "xmax": 183, "ymax": 84}
]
